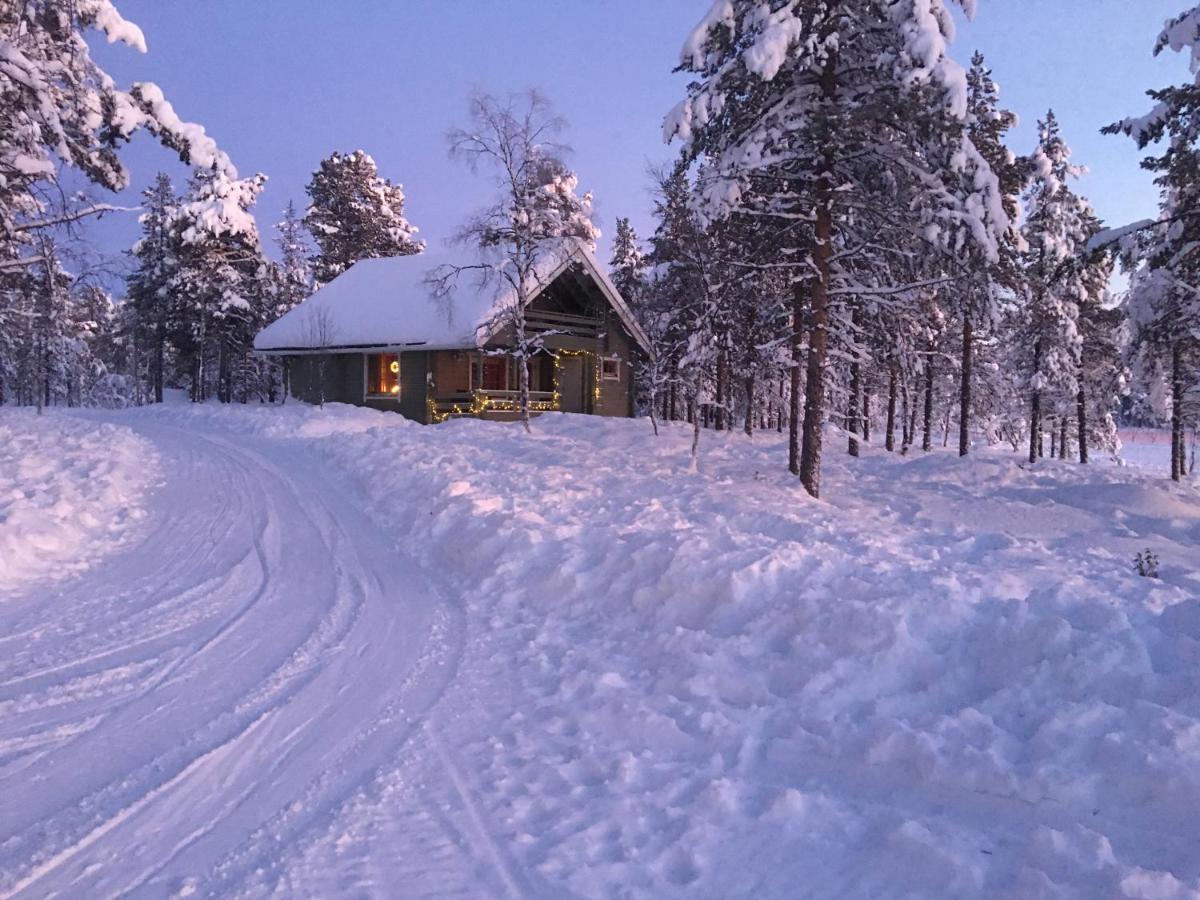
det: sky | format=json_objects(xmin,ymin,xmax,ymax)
[{"xmin": 85, "ymin": 0, "xmax": 1194, "ymax": 284}]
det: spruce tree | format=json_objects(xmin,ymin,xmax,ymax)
[
  {"xmin": 609, "ymin": 217, "xmax": 647, "ymax": 304},
  {"xmin": 126, "ymin": 173, "xmax": 179, "ymax": 402},
  {"xmin": 168, "ymin": 166, "xmax": 270, "ymax": 403},
  {"xmin": 957, "ymin": 52, "xmax": 1026, "ymax": 456},
  {"xmin": 304, "ymin": 150, "xmax": 423, "ymax": 285},
  {"xmin": 1019, "ymin": 112, "xmax": 1094, "ymax": 464}
]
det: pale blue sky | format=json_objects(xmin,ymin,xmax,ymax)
[{"xmin": 86, "ymin": 1, "xmax": 1192, "ymax": 274}]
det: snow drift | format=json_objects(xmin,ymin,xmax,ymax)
[{"xmin": 0, "ymin": 411, "xmax": 157, "ymax": 593}]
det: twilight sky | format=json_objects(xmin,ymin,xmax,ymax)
[{"xmin": 86, "ymin": 1, "xmax": 1192, "ymax": 279}]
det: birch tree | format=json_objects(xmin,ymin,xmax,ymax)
[{"xmin": 433, "ymin": 91, "xmax": 599, "ymax": 433}]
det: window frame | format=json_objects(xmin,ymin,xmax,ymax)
[
  {"xmin": 364, "ymin": 353, "xmax": 401, "ymax": 400},
  {"xmin": 601, "ymin": 355, "xmax": 621, "ymax": 381}
]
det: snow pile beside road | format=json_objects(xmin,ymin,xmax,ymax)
[
  {"xmin": 0, "ymin": 411, "xmax": 158, "ymax": 593},
  {"xmin": 262, "ymin": 407, "xmax": 1200, "ymax": 897}
]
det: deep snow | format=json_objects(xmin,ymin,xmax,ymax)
[
  {"xmin": 1, "ymin": 404, "xmax": 1198, "ymax": 898},
  {"xmin": 0, "ymin": 411, "xmax": 157, "ymax": 593}
]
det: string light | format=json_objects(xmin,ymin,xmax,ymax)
[{"xmin": 427, "ymin": 349, "xmax": 607, "ymax": 423}]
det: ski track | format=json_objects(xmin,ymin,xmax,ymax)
[{"xmin": 0, "ymin": 419, "xmax": 517, "ymax": 898}]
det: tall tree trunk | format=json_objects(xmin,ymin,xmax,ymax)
[
  {"xmin": 922, "ymin": 354, "xmax": 934, "ymax": 452},
  {"xmin": 1029, "ymin": 337, "xmax": 1043, "ymax": 464},
  {"xmin": 667, "ymin": 372, "xmax": 675, "ymax": 422},
  {"xmin": 1172, "ymin": 341, "xmax": 1184, "ymax": 481},
  {"xmin": 789, "ymin": 282, "xmax": 805, "ymax": 475},
  {"xmin": 744, "ymin": 374, "xmax": 755, "ymax": 437},
  {"xmin": 848, "ymin": 347, "xmax": 862, "ymax": 458},
  {"xmin": 1076, "ymin": 385, "xmax": 1088, "ymax": 464},
  {"xmin": 1050, "ymin": 421, "xmax": 1058, "ymax": 459},
  {"xmin": 885, "ymin": 362, "xmax": 897, "ymax": 452},
  {"xmin": 154, "ymin": 305, "xmax": 165, "ymax": 403},
  {"xmin": 959, "ymin": 313, "xmax": 972, "ymax": 457},
  {"xmin": 862, "ymin": 390, "xmax": 871, "ymax": 444},
  {"xmin": 690, "ymin": 395, "xmax": 701, "ymax": 471},
  {"xmin": 798, "ymin": 49, "xmax": 836, "ymax": 498},
  {"xmin": 714, "ymin": 357, "xmax": 726, "ymax": 432}
]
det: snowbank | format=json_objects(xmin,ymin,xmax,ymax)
[
  {"xmin": 134, "ymin": 402, "xmax": 1200, "ymax": 897},
  {"xmin": 0, "ymin": 411, "xmax": 158, "ymax": 593},
  {"xmin": 23, "ymin": 400, "xmax": 1200, "ymax": 895}
]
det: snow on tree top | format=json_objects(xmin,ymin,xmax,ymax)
[{"xmin": 254, "ymin": 239, "xmax": 651, "ymax": 354}]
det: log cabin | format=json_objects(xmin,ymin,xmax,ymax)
[{"xmin": 253, "ymin": 240, "xmax": 651, "ymax": 423}]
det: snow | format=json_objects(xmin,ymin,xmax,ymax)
[
  {"xmin": 0, "ymin": 410, "xmax": 157, "ymax": 594},
  {"xmin": 2, "ymin": 404, "xmax": 1199, "ymax": 896},
  {"xmin": 254, "ymin": 239, "xmax": 650, "ymax": 354}
]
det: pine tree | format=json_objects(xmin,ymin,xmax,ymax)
[
  {"xmin": 667, "ymin": 0, "xmax": 1007, "ymax": 496},
  {"xmin": 273, "ymin": 201, "xmax": 313, "ymax": 321},
  {"xmin": 126, "ymin": 173, "xmax": 178, "ymax": 402},
  {"xmin": 1075, "ymin": 235, "xmax": 1125, "ymax": 462},
  {"xmin": 609, "ymin": 217, "xmax": 647, "ymax": 303},
  {"xmin": 957, "ymin": 52, "xmax": 1027, "ymax": 456},
  {"xmin": 1019, "ymin": 112, "xmax": 1093, "ymax": 464},
  {"xmin": 304, "ymin": 150, "xmax": 423, "ymax": 285},
  {"xmin": 168, "ymin": 166, "xmax": 270, "ymax": 403}
]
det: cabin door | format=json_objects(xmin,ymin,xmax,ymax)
[{"xmin": 558, "ymin": 355, "xmax": 587, "ymax": 413}]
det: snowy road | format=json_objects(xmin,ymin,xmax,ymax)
[{"xmin": 0, "ymin": 421, "xmax": 501, "ymax": 897}]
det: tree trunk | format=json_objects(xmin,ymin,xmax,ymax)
[
  {"xmin": 959, "ymin": 313, "xmax": 972, "ymax": 456},
  {"xmin": 1172, "ymin": 341, "xmax": 1184, "ymax": 481},
  {"xmin": 797, "ymin": 48, "xmax": 837, "ymax": 498},
  {"xmin": 885, "ymin": 362, "xmax": 897, "ymax": 452},
  {"xmin": 848, "ymin": 348, "xmax": 862, "ymax": 458},
  {"xmin": 922, "ymin": 354, "xmax": 934, "ymax": 452},
  {"xmin": 744, "ymin": 374, "xmax": 754, "ymax": 437},
  {"xmin": 1076, "ymin": 386, "xmax": 1088, "ymax": 464},
  {"xmin": 690, "ymin": 395, "xmax": 701, "ymax": 471},
  {"xmin": 1029, "ymin": 337, "xmax": 1042, "ymax": 464},
  {"xmin": 154, "ymin": 305, "xmax": 165, "ymax": 403},
  {"xmin": 862, "ymin": 390, "xmax": 871, "ymax": 444},
  {"xmin": 1050, "ymin": 422, "xmax": 1058, "ymax": 459},
  {"xmin": 789, "ymin": 281, "xmax": 805, "ymax": 475},
  {"xmin": 1059, "ymin": 416, "xmax": 1068, "ymax": 461},
  {"xmin": 714, "ymin": 357, "xmax": 726, "ymax": 432}
]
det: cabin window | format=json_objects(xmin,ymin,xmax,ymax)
[
  {"xmin": 366, "ymin": 353, "xmax": 400, "ymax": 398},
  {"xmin": 601, "ymin": 356, "xmax": 620, "ymax": 381}
]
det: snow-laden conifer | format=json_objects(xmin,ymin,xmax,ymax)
[{"xmin": 304, "ymin": 150, "xmax": 423, "ymax": 285}]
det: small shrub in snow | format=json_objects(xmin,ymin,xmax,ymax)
[{"xmin": 1133, "ymin": 549, "xmax": 1160, "ymax": 578}]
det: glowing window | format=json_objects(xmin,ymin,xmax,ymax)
[{"xmin": 367, "ymin": 354, "xmax": 400, "ymax": 397}]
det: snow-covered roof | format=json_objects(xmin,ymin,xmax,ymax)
[{"xmin": 254, "ymin": 240, "xmax": 651, "ymax": 355}]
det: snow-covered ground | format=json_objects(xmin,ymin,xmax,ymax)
[
  {"xmin": 1, "ymin": 404, "xmax": 1199, "ymax": 898},
  {"xmin": 0, "ymin": 411, "xmax": 157, "ymax": 594}
]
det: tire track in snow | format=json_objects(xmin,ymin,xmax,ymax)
[{"xmin": 0, "ymin": 422, "xmax": 458, "ymax": 897}]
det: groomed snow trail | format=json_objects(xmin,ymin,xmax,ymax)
[{"xmin": 0, "ymin": 419, "xmax": 519, "ymax": 897}]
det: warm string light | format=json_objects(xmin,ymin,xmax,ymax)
[{"xmin": 427, "ymin": 349, "xmax": 606, "ymax": 423}]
